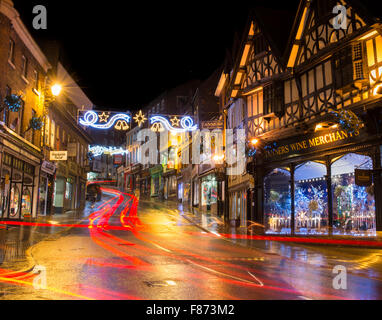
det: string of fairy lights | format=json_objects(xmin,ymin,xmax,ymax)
[{"xmin": 79, "ymin": 110, "xmax": 198, "ymax": 134}]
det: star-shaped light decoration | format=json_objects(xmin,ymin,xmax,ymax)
[
  {"xmin": 133, "ymin": 110, "xmax": 147, "ymax": 127},
  {"xmin": 99, "ymin": 112, "xmax": 110, "ymax": 123},
  {"xmin": 170, "ymin": 116, "xmax": 180, "ymax": 127}
]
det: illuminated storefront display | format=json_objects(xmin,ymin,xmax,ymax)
[
  {"xmin": 1, "ymin": 153, "xmax": 36, "ymax": 220},
  {"xmin": 21, "ymin": 188, "xmax": 32, "ymax": 217},
  {"xmin": 264, "ymin": 169, "xmax": 291, "ymax": 234},
  {"xmin": 294, "ymin": 162, "xmax": 328, "ymax": 235},
  {"xmin": 260, "ymin": 127, "xmax": 378, "ymax": 236},
  {"xmin": 201, "ymin": 175, "xmax": 217, "ymax": 209},
  {"xmin": 331, "ymin": 153, "xmax": 375, "ymax": 234}
]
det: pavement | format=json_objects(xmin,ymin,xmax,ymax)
[
  {"xmin": 0, "ymin": 206, "xmax": 92, "ymax": 278},
  {"xmin": 1, "ymin": 191, "xmax": 382, "ymax": 299},
  {"xmin": 149, "ymin": 199, "xmax": 382, "ymax": 249}
]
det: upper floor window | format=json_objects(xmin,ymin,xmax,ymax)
[
  {"xmin": 33, "ymin": 70, "xmax": 39, "ymax": 93},
  {"xmin": 333, "ymin": 42, "xmax": 368, "ymax": 94},
  {"xmin": 8, "ymin": 39, "xmax": 15, "ymax": 65},
  {"xmin": 263, "ymin": 81, "xmax": 285, "ymax": 117},
  {"xmin": 21, "ymin": 55, "xmax": 28, "ymax": 80},
  {"xmin": 50, "ymin": 119, "xmax": 55, "ymax": 149},
  {"xmin": 247, "ymin": 90, "xmax": 263, "ymax": 118}
]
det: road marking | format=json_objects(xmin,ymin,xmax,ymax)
[
  {"xmin": 298, "ymin": 296, "xmax": 313, "ymax": 300},
  {"xmin": 247, "ymin": 271, "xmax": 264, "ymax": 287},
  {"xmin": 185, "ymin": 259, "xmax": 262, "ymax": 286}
]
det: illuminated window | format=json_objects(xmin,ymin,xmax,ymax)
[
  {"xmin": 21, "ymin": 55, "xmax": 28, "ymax": 79},
  {"xmin": 50, "ymin": 119, "xmax": 55, "ymax": 149},
  {"xmin": 331, "ymin": 153, "xmax": 375, "ymax": 235},
  {"xmin": 8, "ymin": 39, "xmax": 15, "ymax": 64},
  {"xmin": 295, "ymin": 162, "xmax": 328, "ymax": 235},
  {"xmin": 264, "ymin": 168, "xmax": 291, "ymax": 234}
]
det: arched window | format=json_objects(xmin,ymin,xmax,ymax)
[
  {"xmin": 295, "ymin": 161, "xmax": 328, "ymax": 235},
  {"xmin": 331, "ymin": 153, "xmax": 375, "ymax": 234},
  {"xmin": 264, "ymin": 168, "xmax": 291, "ymax": 234}
]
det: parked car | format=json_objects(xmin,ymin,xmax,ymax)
[{"xmin": 86, "ymin": 184, "xmax": 101, "ymax": 202}]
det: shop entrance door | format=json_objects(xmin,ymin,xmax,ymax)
[{"xmin": 9, "ymin": 182, "xmax": 22, "ymax": 220}]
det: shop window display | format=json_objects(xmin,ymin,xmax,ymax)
[
  {"xmin": 294, "ymin": 162, "xmax": 328, "ymax": 235},
  {"xmin": 21, "ymin": 188, "xmax": 32, "ymax": 217},
  {"xmin": 9, "ymin": 185, "xmax": 20, "ymax": 218},
  {"xmin": 264, "ymin": 168, "xmax": 291, "ymax": 234},
  {"xmin": 201, "ymin": 175, "xmax": 217, "ymax": 209},
  {"xmin": 331, "ymin": 153, "xmax": 375, "ymax": 235}
]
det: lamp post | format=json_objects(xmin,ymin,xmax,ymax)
[{"xmin": 41, "ymin": 79, "xmax": 62, "ymax": 150}]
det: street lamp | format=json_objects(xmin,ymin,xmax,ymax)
[
  {"xmin": 250, "ymin": 138, "xmax": 259, "ymax": 146},
  {"xmin": 51, "ymin": 83, "xmax": 62, "ymax": 97}
]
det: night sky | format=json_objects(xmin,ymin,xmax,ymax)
[{"xmin": 12, "ymin": 0, "xmax": 297, "ymax": 111}]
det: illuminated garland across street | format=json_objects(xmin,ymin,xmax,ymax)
[
  {"xmin": 79, "ymin": 111, "xmax": 131, "ymax": 130},
  {"xmin": 150, "ymin": 116, "xmax": 198, "ymax": 133},
  {"xmin": 89, "ymin": 145, "xmax": 129, "ymax": 157}
]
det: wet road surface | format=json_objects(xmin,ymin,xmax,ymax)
[{"xmin": 1, "ymin": 187, "xmax": 382, "ymax": 300}]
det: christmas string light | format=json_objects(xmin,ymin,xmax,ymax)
[
  {"xmin": 150, "ymin": 115, "xmax": 198, "ymax": 133},
  {"xmin": 79, "ymin": 111, "xmax": 131, "ymax": 130}
]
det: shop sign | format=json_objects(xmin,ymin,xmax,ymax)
[
  {"xmin": 41, "ymin": 161, "xmax": 56, "ymax": 175},
  {"xmin": 265, "ymin": 128, "xmax": 362, "ymax": 160},
  {"xmin": 50, "ymin": 151, "xmax": 67, "ymax": 161},
  {"xmin": 355, "ymin": 169, "xmax": 372, "ymax": 187},
  {"xmin": 67, "ymin": 143, "xmax": 77, "ymax": 157},
  {"xmin": 201, "ymin": 120, "xmax": 224, "ymax": 130},
  {"xmin": 114, "ymin": 154, "xmax": 123, "ymax": 165}
]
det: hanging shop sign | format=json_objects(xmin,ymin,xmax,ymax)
[
  {"xmin": 355, "ymin": 169, "xmax": 373, "ymax": 187},
  {"xmin": 201, "ymin": 120, "xmax": 224, "ymax": 130},
  {"xmin": 67, "ymin": 143, "xmax": 77, "ymax": 157},
  {"xmin": 41, "ymin": 160, "xmax": 56, "ymax": 175},
  {"xmin": 264, "ymin": 128, "xmax": 364, "ymax": 161},
  {"xmin": 50, "ymin": 151, "xmax": 67, "ymax": 161},
  {"xmin": 114, "ymin": 154, "xmax": 123, "ymax": 165},
  {"xmin": 79, "ymin": 111, "xmax": 131, "ymax": 131}
]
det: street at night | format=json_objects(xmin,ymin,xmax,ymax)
[
  {"xmin": 1, "ymin": 187, "xmax": 382, "ymax": 300},
  {"xmin": 2, "ymin": 0, "xmax": 382, "ymax": 309}
]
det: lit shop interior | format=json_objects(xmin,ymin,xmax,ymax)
[{"xmin": 264, "ymin": 153, "xmax": 375, "ymax": 235}]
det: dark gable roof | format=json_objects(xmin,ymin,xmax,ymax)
[
  {"xmin": 252, "ymin": 4, "xmax": 300, "ymax": 67},
  {"xmin": 348, "ymin": 0, "xmax": 382, "ymax": 24}
]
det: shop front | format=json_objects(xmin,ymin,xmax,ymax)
[
  {"xmin": 199, "ymin": 172, "xmax": 218, "ymax": 215},
  {"xmin": 139, "ymin": 168, "xmax": 151, "ymax": 199},
  {"xmin": 228, "ymin": 172, "xmax": 252, "ymax": 227},
  {"xmin": 53, "ymin": 162, "xmax": 67, "ymax": 214},
  {"xmin": 0, "ymin": 138, "xmax": 41, "ymax": 220},
  {"xmin": 38, "ymin": 160, "xmax": 56, "ymax": 216},
  {"xmin": 163, "ymin": 168, "xmax": 177, "ymax": 201},
  {"xmin": 150, "ymin": 165, "xmax": 163, "ymax": 198},
  {"xmin": 257, "ymin": 126, "xmax": 381, "ymax": 236},
  {"xmin": 191, "ymin": 165, "xmax": 199, "ymax": 208}
]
